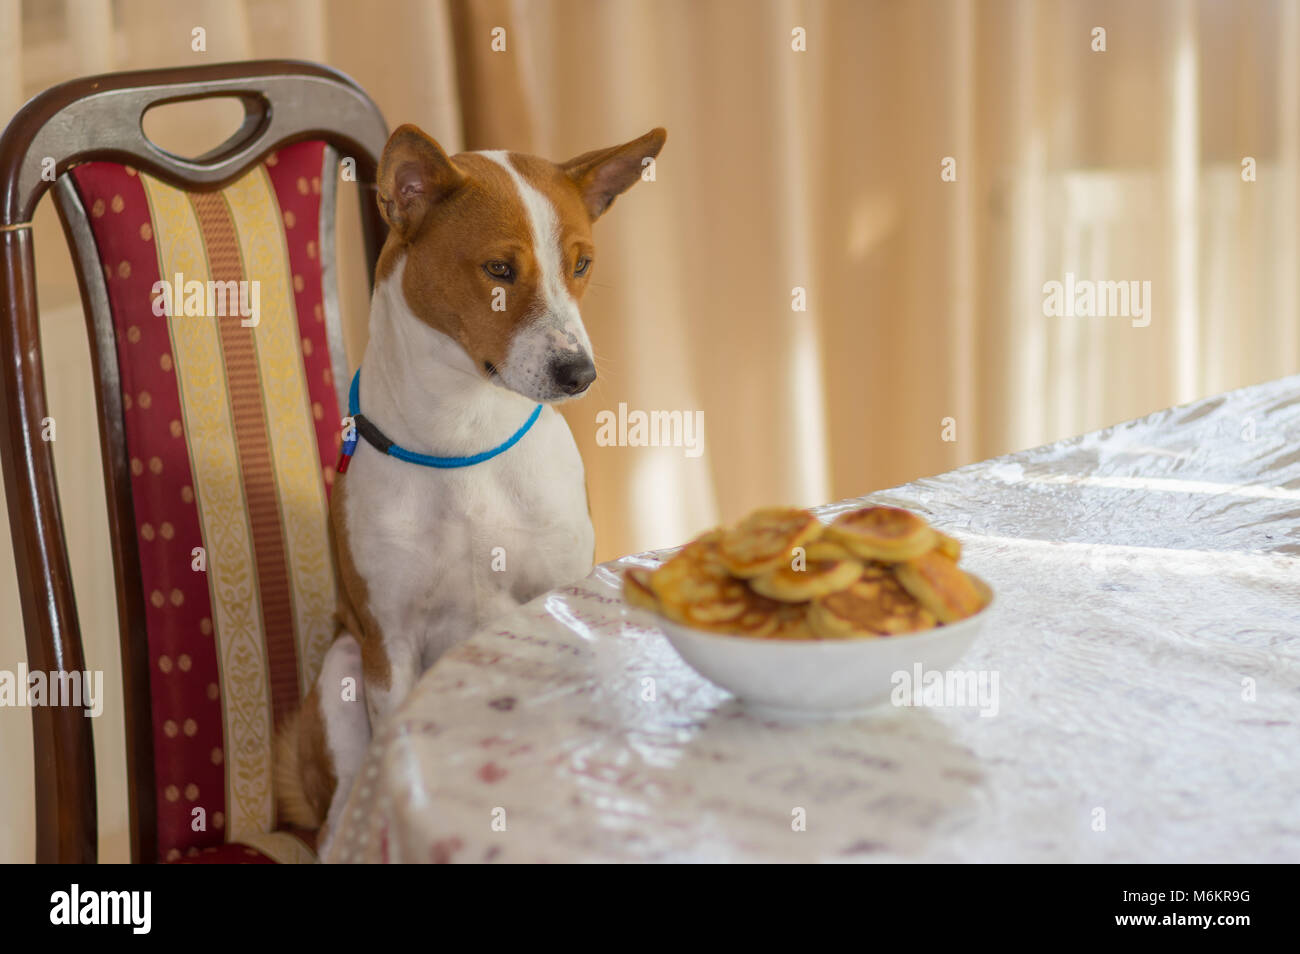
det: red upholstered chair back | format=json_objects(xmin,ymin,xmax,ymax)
[
  {"xmin": 0, "ymin": 62, "xmax": 388, "ymax": 862},
  {"xmin": 71, "ymin": 145, "xmax": 342, "ymax": 862}
]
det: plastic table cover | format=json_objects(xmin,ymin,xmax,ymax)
[{"xmin": 324, "ymin": 376, "xmax": 1300, "ymax": 863}]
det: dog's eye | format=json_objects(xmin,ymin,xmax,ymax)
[
  {"xmin": 574, "ymin": 257, "xmax": 591, "ymax": 277},
  {"xmin": 483, "ymin": 261, "xmax": 515, "ymax": 282}
]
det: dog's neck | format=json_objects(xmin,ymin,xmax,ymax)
[{"xmin": 359, "ymin": 255, "xmax": 543, "ymax": 457}]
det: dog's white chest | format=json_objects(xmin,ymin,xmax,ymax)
[{"xmin": 341, "ymin": 407, "xmax": 593, "ymax": 667}]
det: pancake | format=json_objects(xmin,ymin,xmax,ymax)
[
  {"xmin": 893, "ymin": 550, "xmax": 985, "ymax": 623},
  {"xmin": 651, "ymin": 539, "xmax": 791, "ymax": 636},
  {"xmin": 644, "ymin": 504, "xmax": 985, "ymax": 640},
  {"xmin": 717, "ymin": 507, "xmax": 824, "ymax": 578},
  {"xmin": 708, "ymin": 587, "xmax": 787, "ymax": 637},
  {"xmin": 934, "ymin": 530, "xmax": 962, "ymax": 561},
  {"xmin": 674, "ymin": 527, "xmax": 727, "ymax": 564},
  {"xmin": 803, "ymin": 539, "xmax": 857, "ymax": 562},
  {"xmin": 622, "ymin": 567, "xmax": 660, "ymax": 611},
  {"xmin": 750, "ymin": 558, "xmax": 863, "ymax": 602},
  {"xmin": 809, "ymin": 567, "xmax": 937, "ymax": 637},
  {"xmin": 768, "ymin": 601, "xmax": 816, "ymax": 640},
  {"xmin": 827, "ymin": 505, "xmax": 936, "ymax": 562},
  {"xmin": 650, "ymin": 540, "xmax": 748, "ymax": 625}
]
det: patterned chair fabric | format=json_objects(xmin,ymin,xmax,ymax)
[{"xmin": 69, "ymin": 141, "xmax": 343, "ymax": 863}]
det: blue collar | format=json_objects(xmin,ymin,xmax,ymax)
[{"xmin": 337, "ymin": 369, "xmax": 543, "ymax": 472}]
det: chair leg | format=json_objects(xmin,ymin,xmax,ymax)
[{"xmin": 0, "ymin": 230, "xmax": 98, "ymax": 863}]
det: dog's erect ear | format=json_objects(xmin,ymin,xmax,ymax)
[
  {"xmin": 376, "ymin": 124, "xmax": 466, "ymax": 238},
  {"xmin": 560, "ymin": 127, "xmax": 667, "ymax": 221}
]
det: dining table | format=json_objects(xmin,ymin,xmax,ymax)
[{"xmin": 323, "ymin": 375, "xmax": 1300, "ymax": 863}]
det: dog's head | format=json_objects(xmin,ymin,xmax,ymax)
[{"xmin": 375, "ymin": 124, "xmax": 666, "ymax": 403}]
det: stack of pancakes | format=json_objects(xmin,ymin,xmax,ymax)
[{"xmin": 623, "ymin": 505, "xmax": 986, "ymax": 639}]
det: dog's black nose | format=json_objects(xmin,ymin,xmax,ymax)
[{"xmin": 551, "ymin": 354, "xmax": 597, "ymax": 395}]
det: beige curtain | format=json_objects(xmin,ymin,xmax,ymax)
[{"xmin": 1, "ymin": 0, "xmax": 1296, "ymax": 861}]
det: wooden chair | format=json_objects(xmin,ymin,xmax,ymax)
[{"xmin": 0, "ymin": 60, "xmax": 388, "ymax": 862}]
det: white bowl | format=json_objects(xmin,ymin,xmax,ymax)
[{"xmin": 650, "ymin": 576, "xmax": 993, "ymax": 722}]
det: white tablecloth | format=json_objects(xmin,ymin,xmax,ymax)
[{"xmin": 325, "ymin": 376, "xmax": 1300, "ymax": 863}]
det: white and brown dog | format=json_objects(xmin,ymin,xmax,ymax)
[{"xmin": 275, "ymin": 123, "xmax": 666, "ymax": 850}]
